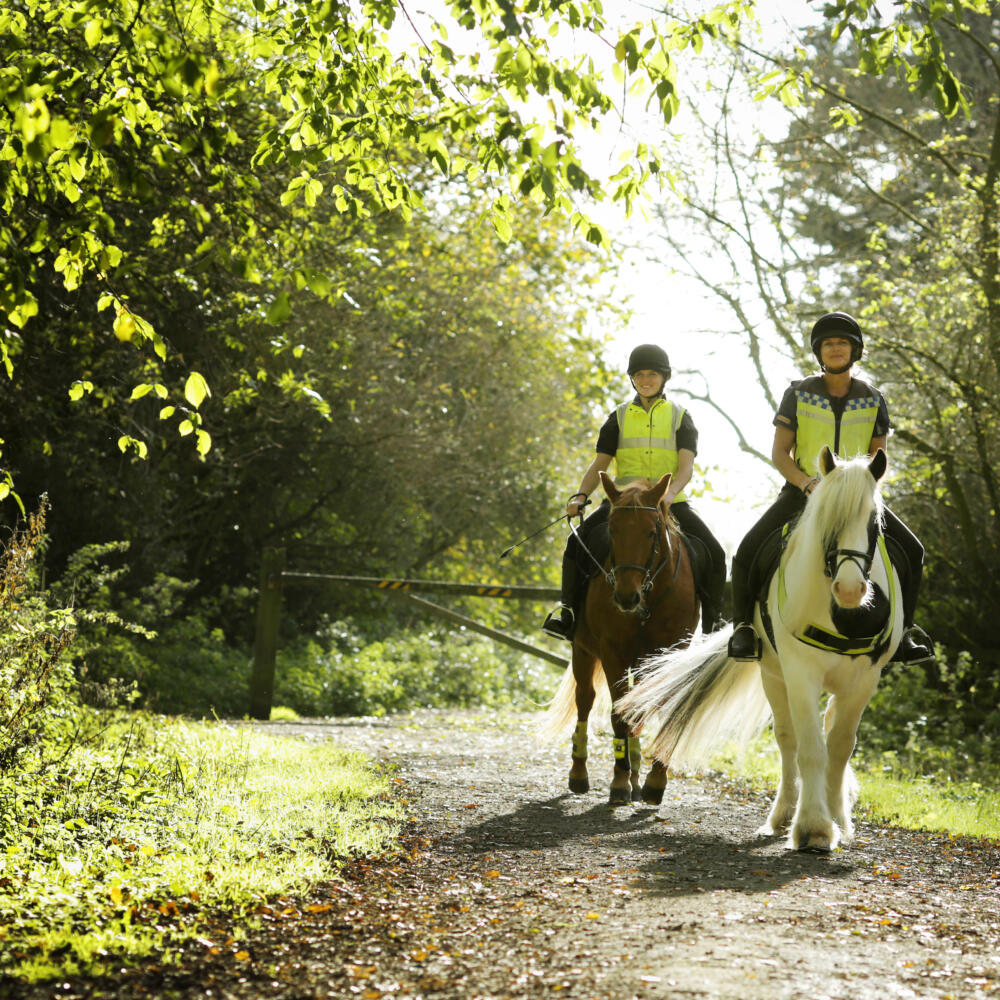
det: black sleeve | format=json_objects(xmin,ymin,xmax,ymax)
[
  {"xmin": 595, "ymin": 410, "xmax": 619, "ymax": 455},
  {"xmin": 677, "ymin": 409, "xmax": 698, "ymax": 456},
  {"xmin": 874, "ymin": 390, "xmax": 891, "ymax": 437},
  {"xmin": 773, "ymin": 383, "xmax": 800, "ymax": 431}
]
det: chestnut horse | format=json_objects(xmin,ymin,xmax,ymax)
[{"xmin": 539, "ymin": 471, "xmax": 699, "ymax": 805}]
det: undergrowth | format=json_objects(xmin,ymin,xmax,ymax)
[
  {"xmin": 0, "ymin": 712, "xmax": 402, "ymax": 982},
  {"xmin": 0, "ymin": 503, "xmax": 402, "ymax": 982}
]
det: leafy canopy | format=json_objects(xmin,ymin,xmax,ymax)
[{"xmin": 0, "ymin": 0, "xmax": 983, "ymax": 464}]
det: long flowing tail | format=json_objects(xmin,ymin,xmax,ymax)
[
  {"xmin": 536, "ymin": 660, "xmax": 609, "ymax": 744},
  {"xmin": 618, "ymin": 631, "xmax": 772, "ymax": 768}
]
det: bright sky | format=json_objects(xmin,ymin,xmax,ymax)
[
  {"xmin": 392, "ymin": 1, "xmax": 825, "ymax": 555},
  {"xmin": 593, "ymin": 3, "xmax": 824, "ymax": 554}
]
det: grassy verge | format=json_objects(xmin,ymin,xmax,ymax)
[
  {"xmin": 0, "ymin": 712, "xmax": 403, "ymax": 982},
  {"xmin": 713, "ymin": 733, "xmax": 1000, "ymax": 841}
]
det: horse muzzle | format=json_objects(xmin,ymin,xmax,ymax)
[
  {"xmin": 832, "ymin": 576, "xmax": 870, "ymax": 609},
  {"xmin": 612, "ymin": 577, "xmax": 649, "ymax": 616}
]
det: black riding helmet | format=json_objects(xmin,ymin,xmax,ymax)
[
  {"xmin": 627, "ymin": 344, "xmax": 671, "ymax": 380},
  {"xmin": 810, "ymin": 312, "xmax": 864, "ymax": 367}
]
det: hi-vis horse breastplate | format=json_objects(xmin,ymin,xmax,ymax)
[{"xmin": 763, "ymin": 528, "xmax": 898, "ymax": 658}]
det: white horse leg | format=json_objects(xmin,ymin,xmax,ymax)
[
  {"xmin": 757, "ymin": 664, "xmax": 798, "ymax": 836},
  {"xmin": 823, "ymin": 677, "xmax": 877, "ymax": 843},
  {"xmin": 785, "ymin": 666, "xmax": 836, "ymax": 851}
]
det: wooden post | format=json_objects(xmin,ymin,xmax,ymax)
[{"xmin": 249, "ymin": 546, "xmax": 285, "ymax": 720}]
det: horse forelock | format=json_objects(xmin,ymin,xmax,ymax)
[
  {"xmin": 613, "ymin": 481, "xmax": 672, "ymax": 519},
  {"xmin": 793, "ymin": 456, "xmax": 883, "ymax": 556}
]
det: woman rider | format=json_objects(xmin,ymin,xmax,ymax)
[
  {"xmin": 542, "ymin": 343, "xmax": 726, "ymax": 640},
  {"xmin": 727, "ymin": 311, "xmax": 933, "ymax": 664}
]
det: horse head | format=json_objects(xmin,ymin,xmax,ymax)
[
  {"xmin": 813, "ymin": 446, "xmax": 887, "ymax": 609},
  {"xmin": 599, "ymin": 471, "xmax": 673, "ymax": 616}
]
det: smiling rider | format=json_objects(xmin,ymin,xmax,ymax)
[
  {"xmin": 542, "ymin": 344, "xmax": 726, "ymax": 641},
  {"xmin": 727, "ymin": 311, "xmax": 933, "ymax": 665}
]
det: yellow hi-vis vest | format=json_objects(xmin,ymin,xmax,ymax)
[
  {"xmin": 613, "ymin": 397, "xmax": 688, "ymax": 502},
  {"xmin": 793, "ymin": 383, "xmax": 881, "ymax": 476}
]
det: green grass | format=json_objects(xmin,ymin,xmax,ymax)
[
  {"xmin": 0, "ymin": 713, "xmax": 403, "ymax": 982},
  {"xmin": 712, "ymin": 732, "xmax": 1000, "ymax": 841}
]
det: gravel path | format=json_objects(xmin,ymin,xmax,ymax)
[
  {"xmin": 10, "ymin": 708, "xmax": 1000, "ymax": 999},
  {"xmin": 261, "ymin": 709, "xmax": 1000, "ymax": 1000}
]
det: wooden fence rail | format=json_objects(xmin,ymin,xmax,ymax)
[{"xmin": 249, "ymin": 549, "xmax": 566, "ymax": 720}]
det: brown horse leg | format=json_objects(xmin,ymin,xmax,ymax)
[
  {"xmin": 569, "ymin": 646, "xmax": 597, "ymax": 794},
  {"xmin": 640, "ymin": 759, "xmax": 668, "ymax": 805},
  {"xmin": 609, "ymin": 709, "xmax": 633, "ymax": 806},
  {"xmin": 628, "ymin": 736, "xmax": 643, "ymax": 801}
]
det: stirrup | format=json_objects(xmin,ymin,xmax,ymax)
[
  {"xmin": 728, "ymin": 622, "xmax": 762, "ymax": 661},
  {"xmin": 890, "ymin": 625, "xmax": 934, "ymax": 665},
  {"xmin": 541, "ymin": 605, "xmax": 575, "ymax": 641}
]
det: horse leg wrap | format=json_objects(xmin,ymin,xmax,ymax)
[
  {"xmin": 613, "ymin": 737, "xmax": 630, "ymax": 771},
  {"xmin": 572, "ymin": 721, "xmax": 588, "ymax": 760},
  {"xmin": 628, "ymin": 736, "xmax": 641, "ymax": 773}
]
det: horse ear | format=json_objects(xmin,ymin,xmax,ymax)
[
  {"xmin": 648, "ymin": 472, "xmax": 672, "ymax": 505},
  {"xmin": 868, "ymin": 448, "xmax": 887, "ymax": 482},
  {"xmin": 819, "ymin": 446, "xmax": 837, "ymax": 477},
  {"xmin": 599, "ymin": 470, "xmax": 620, "ymax": 502}
]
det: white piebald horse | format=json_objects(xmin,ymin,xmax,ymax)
[{"xmin": 620, "ymin": 447, "xmax": 904, "ymax": 851}]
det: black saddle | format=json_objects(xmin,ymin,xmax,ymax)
[{"xmin": 574, "ymin": 519, "xmax": 712, "ymax": 609}]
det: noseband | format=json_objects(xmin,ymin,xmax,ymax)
[{"xmin": 823, "ymin": 513, "xmax": 879, "ymax": 580}]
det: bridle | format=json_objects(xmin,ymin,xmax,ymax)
[
  {"xmin": 823, "ymin": 512, "xmax": 879, "ymax": 581},
  {"xmin": 606, "ymin": 502, "xmax": 686, "ymax": 625}
]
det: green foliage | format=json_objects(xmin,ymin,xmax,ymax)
[
  {"xmin": 0, "ymin": 498, "xmax": 77, "ymax": 768},
  {"xmin": 0, "ymin": 710, "xmax": 401, "ymax": 980},
  {"xmin": 44, "ymin": 542, "xmax": 241, "ymax": 714},
  {"xmin": 859, "ymin": 650, "xmax": 1000, "ymax": 779},
  {"xmin": 274, "ymin": 624, "xmax": 561, "ymax": 719},
  {"xmin": 0, "ymin": 0, "xmax": 752, "ymax": 461}
]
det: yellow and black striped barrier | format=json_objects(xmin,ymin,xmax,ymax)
[
  {"xmin": 251, "ymin": 554, "xmax": 566, "ymax": 720},
  {"xmin": 280, "ymin": 572, "xmax": 559, "ymax": 601}
]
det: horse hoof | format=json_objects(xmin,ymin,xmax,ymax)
[
  {"xmin": 630, "ymin": 786, "xmax": 643, "ymax": 802},
  {"xmin": 640, "ymin": 785, "xmax": 664, "ymax": 806},
  {"xmin": 608, "ymin": 786, "xmax": 631, "ymax": 806},
  {"xmin": 568, "ymin": 777, "xmax": 590, "ymax": 794}
]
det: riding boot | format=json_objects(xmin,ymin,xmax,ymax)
[
  {"xmin": 890, "ymin": 560, "xmax": 933, "ymax": 664},
  {"xmin": 542, "ymin": 550, "xmax": 585, "ymax": 641},
  {"xmin": 727, "ymin": 557, "xmax": 761, "ymax": 660}
]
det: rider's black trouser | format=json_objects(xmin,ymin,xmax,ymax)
[
  {"xmin": 730, "ymin": 483, "xmax": 924, "ymax": 627},
  {"xmin": 672, "ymin": 502, "xmax": 727, "ymax": 627}
]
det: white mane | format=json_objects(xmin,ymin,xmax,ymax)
[{"xmin": 781, "ymin": 455, "xmax": 884, "ymax": 626}]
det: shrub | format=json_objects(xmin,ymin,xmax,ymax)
[
  {"xmin": 0, "ymin": 499, "xmax": 77, "ymax": 768},
  {"xmin": 49, "ymin": 550, "xmax": 252, "ymax": 717},
  {"xmin": 274, "ymin": 623, "xmax": 561, "ymax": 717},
  {"xmin": 858, "ymin": 648, "xmax": 1000, "ymax": 780}
]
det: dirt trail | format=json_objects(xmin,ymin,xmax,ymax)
[
  {"xmin": 264, "ymin": 709, "xmax": 1000, "ymax": 1000},
  {"xmin": 11, "ymin": 708, "xmax": 1000, "ymax": 1000}
]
